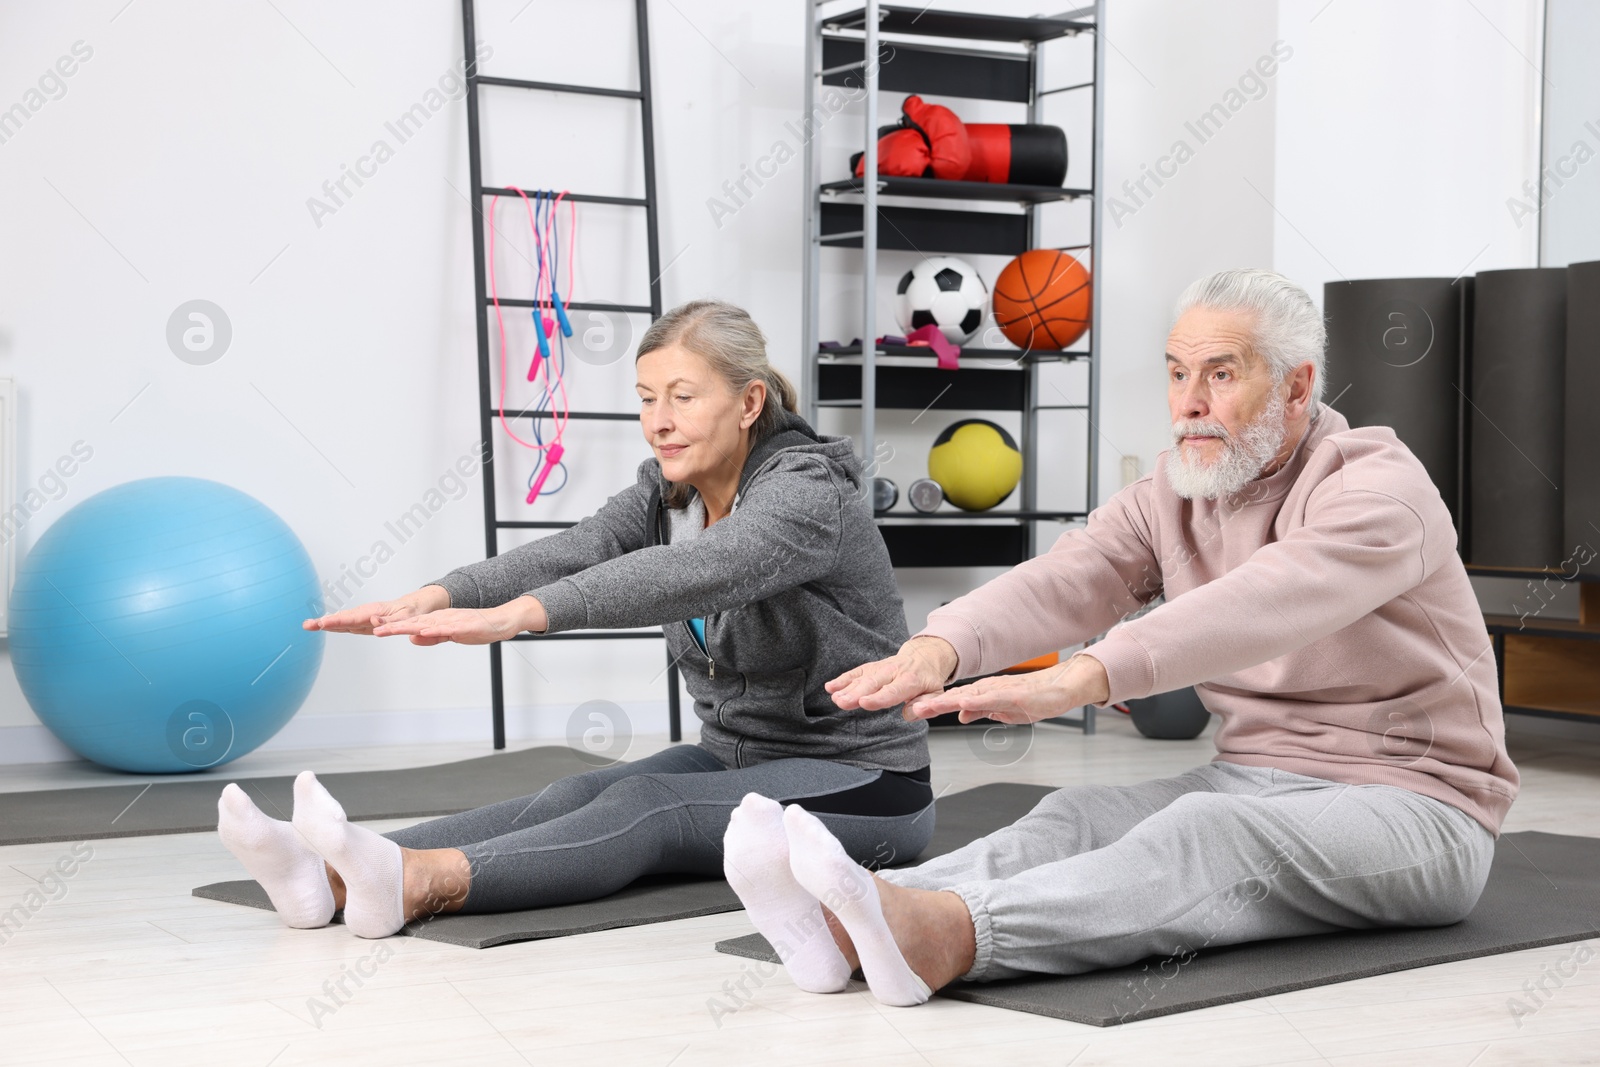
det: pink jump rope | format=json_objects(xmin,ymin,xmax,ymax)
[{"xmin": 487, "ymin": 187, "xmax": 577, "ymax": 503}]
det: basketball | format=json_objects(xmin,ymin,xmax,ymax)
[{"xmin": 992, "ymin": 249, "xmax": 1092, "ymax": 352}]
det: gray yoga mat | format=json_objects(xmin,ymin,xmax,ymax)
[
  {"xmin": 715, "ymin": 829, "xmax": 1600, "ymax": 1026},
  {"xmin": 0, "ymin": 745, "xmax": 600, "ymax": 846},
  {"xmin": 196, "ymin": 871, "xmax": 745, "ymax": 949},
  {"xmin": 193, "ymin": 782, "xmax": 1054, "ymax": 948}
]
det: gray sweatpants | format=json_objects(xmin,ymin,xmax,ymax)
[{"xmin": 878, "ymin": 761, "xmax": 1496, "ymax": 991}]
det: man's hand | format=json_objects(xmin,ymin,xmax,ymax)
[
  {"xmin": 370, "ymin": 596, "xmax": 547, "ymax": 646},
  {"xmin": 903, "ymin": 653, "xmax": 1112, "ymax": 725},
  {"xmin": 827, "ymin": 636, "xmax": 959, "ymax": 717},
  {"xmin": 303, "ymin": 586, "xmax": 451, "ymax": 635}
]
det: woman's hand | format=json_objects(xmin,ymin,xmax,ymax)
[
  {"xmin": 303, "ymin": 586, "xmax": 451, "ymax": 635},
  {"xmin": 902, "ymin": 654, "xmax": 1111, "ymax": 725},
  {"xmin": 826, "ymin": 636, "xmax": 959, "ymax": 717},
  {"xmin": 369, "ymin": 596, "xmax": 547, "ymax": 646}
]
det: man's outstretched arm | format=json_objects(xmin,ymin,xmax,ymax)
[
  {"xmin": 1080, "ymin": 485, "xmax": 1435, "ymax": 706},
  {"xmin": 828, "ymin": 481, "xmax": 1160, "ymax": 714},
  {"xmin": 914, "ymin": 482, "xmax": 1162, "ymax": 683}
]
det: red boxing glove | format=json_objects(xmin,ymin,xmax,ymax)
[
  {"xmin": 902, "ymin": 95, "xmax": 969, "ymax": 179},
  {"xmin": 855, "ymin": 127, "xmax": 933, "ymax": 178},
  {"xmin": 853, "ymin": 95, "xmax": 971, "ymax": 180}
]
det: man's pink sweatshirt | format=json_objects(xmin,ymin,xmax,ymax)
[{"xmin": 916, "ymin": 402, "xmax": 1519, "ymax": 835}]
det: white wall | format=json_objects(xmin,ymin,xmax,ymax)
[
  {"xmin": 1272, "ymin": 0, "xmax": 1543, "ymax": 301},
  {"xmin": 1090, "ymin": 0, "xmax": 1282, "ymax": 504},
  {"xmin": 0, "ymin": 0, "xmax": 1545, "ymax": 763},
  {"xmin": 1540, "ymin": 0, "xmax": 1600, "ymax": 267}
]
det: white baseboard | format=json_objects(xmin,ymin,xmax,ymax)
[{"xmin": 0, "ymin": 700, "xmax": 681, "ymax": 766}]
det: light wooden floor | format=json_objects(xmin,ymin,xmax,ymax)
[{"xmin": 1, "ymin": 714, "xmax": 1597, "ymax": 1066}]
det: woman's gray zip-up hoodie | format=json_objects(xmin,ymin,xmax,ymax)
[{"xmin": 426, "ymin": 410, "xmax": 930, "ymax": 773}]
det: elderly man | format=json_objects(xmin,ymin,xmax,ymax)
[{"xmin": 721, "ymin": 268, "xmax": 1518, "ymax": 1008}]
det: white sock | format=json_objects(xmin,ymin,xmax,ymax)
[
  {"xmin": 723, "ymin": 794, "xmax": 851, "ymax": 993},
  {"xmin": 216, "ymin": 783, "xmax": 335, "ymax": 929},
  {"xmin": 783, "ymin": 804, "xmax": 933, "ymax": 1007},
  {"xmin": 292, "ymin": 771, "xmax": 406, "ymax": 939}
]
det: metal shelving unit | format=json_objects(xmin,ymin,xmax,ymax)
[
  {"xmin": 459, "ymin": 0, "xmax": 681, "ymax": 749},
  {"xmin": 801, "ymin": 1, "xmax": 1105, "ymax": 564},
  {"xmin": 800, "ymin": 1, "xmax": 1106, "ymax": 730}
]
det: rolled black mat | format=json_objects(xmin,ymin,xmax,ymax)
[
  {"xmin": 1566, "ymin": 260, "xmax": 1600, "ymax": 574},
  {"xmin": 1468, "ymin": 267, "xmax": 1567, "ymax": 568},
  {"xmin": 1323, "ymin": 278, "xmax": 1466, "ymax": 525}
]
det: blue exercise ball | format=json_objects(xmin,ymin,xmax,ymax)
[{"xmin": 9, "ymin": 477, "xmax": 324, "ymax": 773}]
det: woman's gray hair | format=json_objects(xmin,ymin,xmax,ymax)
[
  {"xmin": 635, "ymin": 299, "xmax": 800, "ymax": 506},
  {"xmin": 636, "ymin": 299, "xmax": 798, "ymax": 439},
  {"xmin": 1172, "ymin": 268, "xmax": 1326, "ymax": 407}
]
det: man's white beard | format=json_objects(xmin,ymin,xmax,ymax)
[{"xmin": 1165, "ymin": 387, "xmax": 1288, "ymax": 501}]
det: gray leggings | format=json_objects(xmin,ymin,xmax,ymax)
[
  {"xmin": 879, "ymin": 761, "xmax": 1496, "ymax": 996},
  {"xmin": 383, "ymin": 744, "xmax": 936, "ymax": 913}
]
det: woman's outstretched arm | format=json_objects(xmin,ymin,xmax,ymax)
[
  {"xmin": 373, "ymin": 452, "xmax": 845, "ymax": 643},
  {"xmin": 523, "ymin": 451, "xmax": 846, "ymax": 633},
  {"xmin": 364, "ymin": 453, "xmax": 849, "ymax": 645}
]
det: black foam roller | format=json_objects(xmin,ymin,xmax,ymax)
[
  {"xmin": 1566, "ymin": 260, "xmax": 1600, "ymax": 573},
  {"xmin": 1323, "ymin": 278, "xmax": 1465, "ymax": 525},
  {"xmin": 1469, "ymin": 268, "xmax": 1567, "ymax": 569}
]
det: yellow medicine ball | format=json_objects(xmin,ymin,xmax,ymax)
[{"xmin": 927, "ymin": 419, "xmax": 1022, "ymax": 511}]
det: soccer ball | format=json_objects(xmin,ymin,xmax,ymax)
[{"xmin": 894, "ymin": 256, "xmax": 988, "ymax": 344}]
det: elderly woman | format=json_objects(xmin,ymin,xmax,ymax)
[
  {"xmin": 216, "ymin": 300, "xmax": 931, "ymax": 968},
  {"xmin": 724, "ymin": 268, "xmax": 1518, "ymax": 1007}
]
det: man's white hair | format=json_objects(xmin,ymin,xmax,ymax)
[{"xmin": 1172, "ymin": 268, "xmax": 1327, "ymax": 408}]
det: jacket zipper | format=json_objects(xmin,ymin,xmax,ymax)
[
  {"xmin": 707, "ymin": 613, "xmax": 738, "ymax": 767},
  {"xmin": 691, "ymin": 618, "xmax": 721, "ymax": 730}
]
